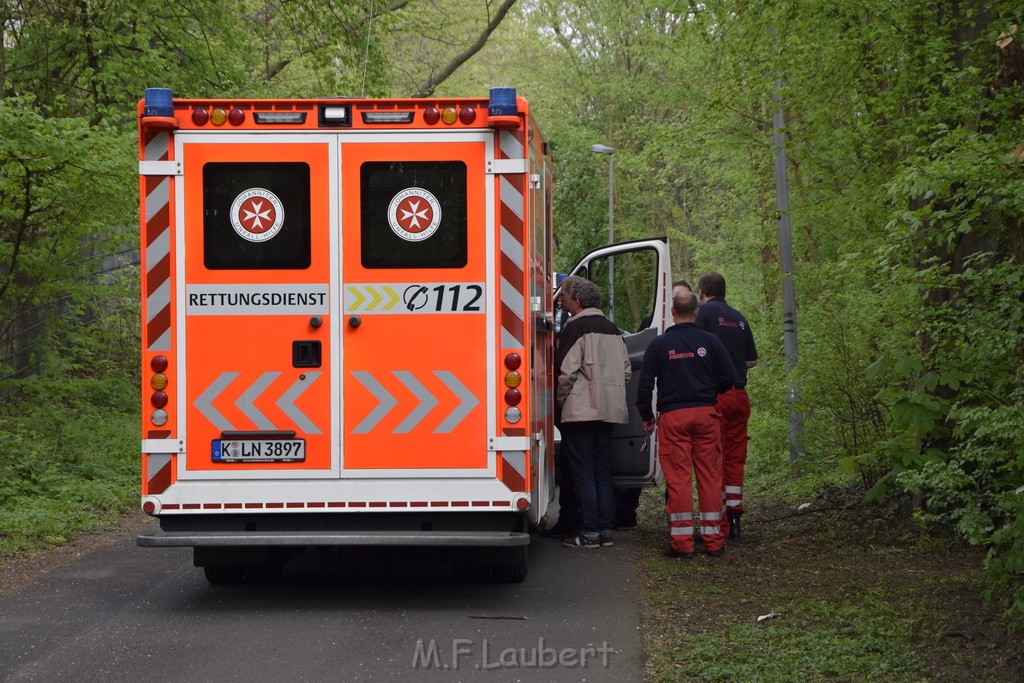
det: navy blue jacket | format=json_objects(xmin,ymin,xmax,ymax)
[
  {"xmin": 695, "ymin": 297, "xmax": 757, "ymax": 388},
  {"xmin": 636, "ymin": 322, "xmax": 737, "ymax": 421}
]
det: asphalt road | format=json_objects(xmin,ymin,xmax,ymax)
[{"xmin": 0, "ymin": 513, "xmax": 646, "ymax": 682}]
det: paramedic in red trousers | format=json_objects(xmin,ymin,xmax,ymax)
[
  {"xmin": 637, "ymin": 287, "xmax": 737, "ymax": 558},
  {"xmin": 555, "ymin": 276, "xmax": 632, "ymax": 549},
  {"xmin": 696, "ymin": 272, "xmax": 758, "ymax": 541}
]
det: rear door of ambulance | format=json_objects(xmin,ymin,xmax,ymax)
[
  {"xmin": 176, "ymin": 129, "xmax": 493, "ymax": 499},
  {"xmin": 179, "ymin": 134, "xmax": 336, "ymax": 493},
  {"xmin": 338, "ymin": 136, "xmax": 491, "ymax": 485}
]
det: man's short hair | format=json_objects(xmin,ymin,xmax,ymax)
[
  {"xmin": 672, "ymin": 287, "xmax": 698, "ymax": 316},
  {"xmin": 672, "ymin": 279, "xmax": 692, "ymax": 291},
  {"xmin": 697, "ymin": 272, "xmax": 726, "ymax": 298},
  {"xmin": 561, "ymin": 275, "xmax": 602, "ymax": 309}
]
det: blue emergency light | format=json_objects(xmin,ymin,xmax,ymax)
[
  {"xmin": 143, "ymin": 88, "xmax": 174, "ymax": 118},
  {"xmin": 488, "ymin": 87, "xmax": 518, "ymax": 117}
]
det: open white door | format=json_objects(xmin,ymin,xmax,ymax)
[{"xmin": 558, "ymin": 237, "xmax": 672, "ymax": 485}]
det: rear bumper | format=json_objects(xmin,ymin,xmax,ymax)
[{"xmin": 137, "ymin": 529, "xmax": 530, "ymax": 548}]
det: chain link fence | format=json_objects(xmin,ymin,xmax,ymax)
[{"xmin": 0, "ymin": 244, "xmax": 139, "ymax": 393}]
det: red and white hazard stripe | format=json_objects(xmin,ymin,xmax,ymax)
[
  {"xmin": 497, "ymin": 130, "xmax": 526, "ymax": 349},
  {"xmin": 142, "ymin": 131, "xmax": 172, "ymax": 351}
]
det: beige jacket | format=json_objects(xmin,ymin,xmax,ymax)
[{"xmin": 555, "ymin": 308, "xmax": 631, "ymax": 424}]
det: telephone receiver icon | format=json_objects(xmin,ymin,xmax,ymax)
[{"xmin": 404, "ymin": 286, "xmax": 429, "ymax": 311}]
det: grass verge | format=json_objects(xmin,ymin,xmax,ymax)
[
  {"xmin": 637, "ymin": 484, "xmax": 1024, "ymax": 682},
  {"xmin": 0, "ymin": 396, "xmax": 138, "ymax": 559}
]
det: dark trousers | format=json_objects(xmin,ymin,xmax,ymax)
[
  {"xmin": 560, "ymin": 420, "xmax": 615, "ymax": 538},
  {"xmin": 614, "ymin": 487, "xmax": 642, "ymax": 526},
  {"xmin": 555, "ymin": 448, "xmax": 580, "ymax": 531}
]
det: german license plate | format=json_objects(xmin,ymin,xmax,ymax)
[{"xmin": 212, "ymin": 439, "xmax": 305, "ymax": 462}]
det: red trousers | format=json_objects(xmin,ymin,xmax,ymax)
[
  {"xmin": 658, "ymin": 406, "xmax": 724, "ymax": 552},
  {"xmin": 716, "ymin": 388, "xmax": 751, "ymax": 535}
]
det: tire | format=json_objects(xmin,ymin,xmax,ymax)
[
  {"xmin": 490, "ymin": 546, "xmax": 528, "ymax": 584},
  {"xmin": 454, "ymin": 562, "xmax": 490, "ymax": 582},
  {"xmin": 248, "ymin": 562, "xmax": 284, "ymax": 583},
  {"xmin": 203, "ymin": 565, "xmax": 245, "ymax": 585}
]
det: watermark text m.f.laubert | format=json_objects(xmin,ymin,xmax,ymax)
[{"xmin": 412, "ymin": 637, "xmax": 615, "ymax": 671}]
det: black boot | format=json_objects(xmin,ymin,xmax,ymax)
[{"xmin": 727, "ymin": 510, "xmax": 742, "ymax": 541}]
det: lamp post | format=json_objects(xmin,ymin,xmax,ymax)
[{"xmin": 590, "ymin": 143, "xmax": 616, "ymax": 321}]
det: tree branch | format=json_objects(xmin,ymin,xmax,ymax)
[
  {"xmin": 264, "ymin": 0, "xmax": 413, "ymax": 82},
  {"xmin": 412, "ymin": 0, "xmax": 519, "ymax": 98}
]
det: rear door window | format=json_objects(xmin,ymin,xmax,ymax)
[
  {"xmin": 203, "ymin": 162, "xmax": 311, "ymax": 270},
  {"xmin": 359, "ymin": 161, "xmax": 468, "ymax": 269}
]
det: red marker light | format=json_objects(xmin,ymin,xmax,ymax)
[
  {"xmin": 504, "ymin": 388, "xmax": 522, "ymax": 406},
  {"xmin": 191, "ymin": 108, "xmax": 210, "ymax": 126},
  {"xmin": 151, "ymin": 391, "xmax": 169, "ymax": 409},
  {"xmin": 424, "ymin": 107, "xmax": 440, "ymax": 125},
  {"xmin": 459, "ymin": 106, "xmax": 476, "ymax": 124},
  {"xmin": 151, "ymin": 355, "xmax": 168, "ymax": 372},
  {"xmin": 504, "ymin": 353, "xmax": 521, "ymax": 370},
  {"xmin": 228, "ymin": 107, "xmax": 245, "ymax": 126}
]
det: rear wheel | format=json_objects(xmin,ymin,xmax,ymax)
[
  {"xmin": 453, "ymin": 561, "xmax": 491, "ymax": 582},
  {"xmin": 490, "ymin": 546, "xmax": 528, "ymax": 584},
  {"xmin": 203, "ymin": 564, "xmax": 245, "ymax": 585}
]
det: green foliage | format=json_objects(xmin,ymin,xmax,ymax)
[
  {"xmin": 0, "ymin": 392, "xmax": 139, "ymax": 558},
  {"xmin": 888, "ymin": 256, "xmax": 1024, "ymax": 622},
  {"xmin": 1, "ymin": 1, "xmax": 396, "ymax": 122},
  {"xmin": 0, "ymin": 96, "xmax": 137, "ymax": 378},
  {"xmin": 988, "ymin": 497, "xmax": 1024, "ymax": 624}
]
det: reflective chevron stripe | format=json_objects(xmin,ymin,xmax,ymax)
[
  {"xmin": 351, "ymin": 370, "xmax": 480, "ymax": 434},
  {"xmin": 345, "ymin": 284, "xmax": 401, "ymax": 312},
  {"xmin": 193, "ymin": 372, "xmax": 323, "ymax": 434},
  {"xmin": 498, "ymin": 130, "xmax": 526, "ymax": 348},
  {"xmin": 142, "ymin": 131, "xmax": 172, "ymax": 351}
]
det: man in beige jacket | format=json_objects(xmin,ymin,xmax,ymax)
[{"xmin": 554, "ymin": 276, "xmax": 631, "ymax": 549}]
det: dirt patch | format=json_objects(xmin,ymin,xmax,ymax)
[
  {"xmin": 0, "ymin": 511, "xmax": 157, "ymax": 597},
  {"xmin": 636, "ymin": 491, "xmax": 1024, "ymax": 681}
]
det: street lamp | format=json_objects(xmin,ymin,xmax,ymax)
[{"xmin": 590, "ymin": 143, "xmax": 615, "ymax": 321}]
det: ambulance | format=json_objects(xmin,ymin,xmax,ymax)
[{"xmin": 134, "ymin": 87, "xmax": 671, "ymax": 583}]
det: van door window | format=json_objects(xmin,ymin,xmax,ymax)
[{"xmin": 574, "ymin": 247, "xmax": 660, "ymax": 333}]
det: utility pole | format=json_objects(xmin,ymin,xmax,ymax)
[
  {"xmin": 771, "ymin": 29, "xmax": 804, "ymax": 477},
  {"xmin": 590, "ymin": 143, "xmax": 616, "ymax": 322}
]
